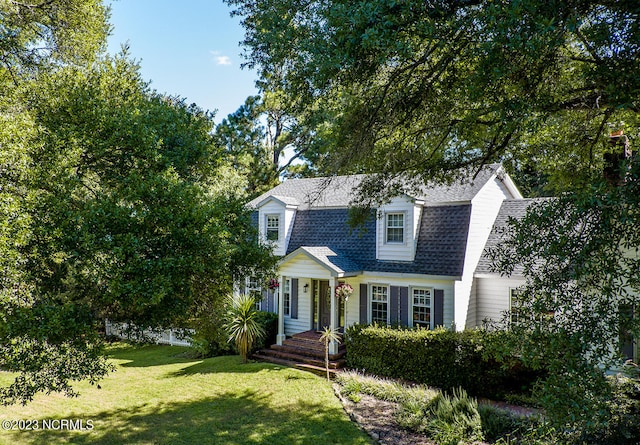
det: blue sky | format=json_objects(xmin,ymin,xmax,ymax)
[{"xmin": 106, "ymin": 1, "xmax": 258, "ymax": 123}]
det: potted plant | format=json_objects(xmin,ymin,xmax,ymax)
[{"xmin": 335, "ymin": 283, "xmax": 353, "ymax": 301}]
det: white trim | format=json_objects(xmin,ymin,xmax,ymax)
[
  {"xmin": 369, "ymin": 283, "xmax": 390, "ymax": 324},
  {"xmin": 283, "ymin": 278, "xmax": 291, "ymax": 317},
  {"xmin": 385, "ymin": 211, "xmax": 406, "ymax": 244},
  {"xmin": 363, "ymin": 270, "xmax": 462, "ymax": 281},
  {"xmin": 265, "ymin": 213, "xmax": 280, "ymax": 242},
  {"xmin": 410, "ymin": 286, "xmax": 433, "ymax": 329},
  {"xmin": 255, "ymin": 195, "xmax": 299, "ymax": 210}
]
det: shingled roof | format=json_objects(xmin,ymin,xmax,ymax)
[
  {"xmin": 286, "ymin": 206, "xmax": 471, "ymax": 277},
  {"xmin": 475, "ymin": 198, "xmax": 547, "ymax": 276},
  {"xmin": 247, "ymin": 164, "xmax": 504, "ymax": 210}
]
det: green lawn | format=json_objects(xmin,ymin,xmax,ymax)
[{"xmin": 0, "ymin": 343, "xmax": 371, "ymax": 445}]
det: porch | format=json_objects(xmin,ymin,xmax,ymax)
[{"xmin": 253, "ymin": 330, "xmax": 347, "ymax": 376}]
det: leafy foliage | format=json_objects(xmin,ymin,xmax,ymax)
[
  {"xmin": 0, "ymin": 0, "xmax": 109, "ymax": 85},
  {"xmin": 0, "ymin": 54, "xmax": 274, "ymax": 403},
  {"xmin": 488, "ymin": 159, "xmax": 640, "ymax": 431},
  {"xmin": 345, "ymin": 324, "xmax": 541, "ymax": 399},
  {"xmin": 224, "ymin": 294, "xmax": 265, "ymax": 363},
  {"xmin": 230, "ymin": 0, "xmax": 640, "ymax": 431},
  {"xmin": 318, "ymin": 326, "xmax": 341, "ymax": 381},
  {"xmin": 227, "ymin": 0, "xmax": 639, "ymax": 193}
]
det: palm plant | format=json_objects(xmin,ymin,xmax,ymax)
[
  {"xmin": 319, "ymin": 326, "xmax": 341, "ymax": 381},
  {"xmin": 225, "ymin": 294, "xmax": 265, "ymax": 363}
]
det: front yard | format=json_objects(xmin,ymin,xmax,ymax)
[{"xmin": 0, "ymin": 343, "xmax": 371, "ymax": 445}]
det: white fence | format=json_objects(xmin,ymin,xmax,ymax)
[{"xmin": 105, "ymin": 320, "xmax": 193, "ymax": 347}]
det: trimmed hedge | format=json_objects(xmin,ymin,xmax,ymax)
[{"xmin": 345, "ymin": 324, "xmax": 542, "ymax": 399}]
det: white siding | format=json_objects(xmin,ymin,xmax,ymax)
[
  {"xmin": 279, "ymin": 254, "xmax": 333, "ymax": 280},
  {"xmin": 283, "ymin": 278, "xmax": 313, "ymax": 335},
  {"xmin": 258, "ymin": 200, "xmax": 296, "ymax": 256},
  {"xmin": 473, "ymin": 276, "xmax": 525, "ymax": 326},
  {"xmin": 279, "ymin": 254, "xmax": 331, "ymax": 336},
  {"xmin": 453, "ymin": 176, "xmax": 514, "ymax": 330},
  {"xmin": 376, "ymin": 196, "xmax": 421, "ymax": 262}
]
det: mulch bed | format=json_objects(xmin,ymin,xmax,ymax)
[{"xmin": 334, "ymin": 384, "xmax": 434, "ymax": 445}]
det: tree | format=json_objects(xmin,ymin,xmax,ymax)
[
  {"xmin": 0, "ymin": 54, "xmax": 275, "ymax": 404},
  {"xmin": 228, "ymin": 0, "xmax": 640, "ymax": 433},
  {"xmin": 227, "ymin": 0, "xmax": 638, "ymax": 192},
  {"xmin": 319, "ymin": 326, "xmax": 341, "ymax": 381},
  {"xmin": 214, "ymin": 91, "xmax": 332, "ymax": 197},
  {"xmin": 0, "ymin": 0, "xmax": 109, "ymax": 86},
  {"xmin": 225, "ymin": 294, "xmax": 265, "ymax": 363},
  {"xmin": 488, "ymin": 164, "xmax": 640, "ymax": 433}
]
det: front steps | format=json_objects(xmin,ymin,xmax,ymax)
[{"xmin": 253, "ymin": 330, "xmax": 346, "ymax": 376}]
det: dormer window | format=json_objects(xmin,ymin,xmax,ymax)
[
  {"xmin": 266, "ymin": 214, "xmax": 280, "ymax": 241},
  {"xmin": 386, "ymin": 213, "xmax": 404, "ymax": 243}
]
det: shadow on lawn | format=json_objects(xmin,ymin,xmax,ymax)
[
  {"xmin": 168, "ymin": 356, "xmax": 316, "ymax": 378},
  {"xmin": 108, "ymin": 343, "xmax": 199, "ymax": 368},
  {"xmin": 5, "ymin": 389, "xmax": 370, "ymax": 445}
]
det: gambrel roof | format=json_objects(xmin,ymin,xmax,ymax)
[
  {"xmin": 285, "ymin": 206, "xmax": 471, "ymax": 277},
  {"xmin": 251, "ymin": 164, "xmax": 520, "ymax": 279}
]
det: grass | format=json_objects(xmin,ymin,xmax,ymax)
[{"xmin": 0, "ymin": 343, "xmax": 372, "ymax": 445}]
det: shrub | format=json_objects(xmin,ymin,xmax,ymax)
[
  {"xmin": 191, "ymin": 296, "xmax": 276, "ymax": 359},
  {"xmin": 395, "ymin": 387, "xmax": 484, "ymax": 445},
  {"xmin": 478, "ymin": 404, "xmax": 526, "ymax": 442},
  {"xmin": 225, "ymin": 294, "xmax": 265, "ymax": 363},
  {"xmin": 345, "ymin": 324, "xmax": 542, "ymax": 399},
  {"xmin": 573, "ymin": 375, "xmax": 640, "ymax": 445},
  {"xmin": 251, "ymin": 310, "xmax": 278, "ymax": 353}
]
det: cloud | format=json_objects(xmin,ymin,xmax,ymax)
[{"xmin": 210, "ymin": 51, "xmax": 232, "ymax": 66}]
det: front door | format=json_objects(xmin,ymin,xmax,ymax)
[{"xmin": 318, "ymin": 280, "xmax": 331, "ymax": 330}]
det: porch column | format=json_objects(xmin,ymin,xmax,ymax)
[
  {"xmin": 276, "ymin": 275, "xmax": 286, "ymax": 346},
  {"xmin": 329, "ymin": 277, "xmax": 337, "ymax": 355}
]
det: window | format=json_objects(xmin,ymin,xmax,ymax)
[
  {"xmin": 371, "ymin": 285, "xmax": 389, "ymax": 324},
  {"xmin": 283, "ymin": 279, "xmax": 291, "ymax": 317},
  {"xmin": 246, "ymin": 276, "xmax": 262, "ymax": 310},
  {"xmin": 266, "ymin": 214, "xmax": 279, "ymax": 241},
  {"xmin": 509, "ymin": 288, "xmax": 521, "ymax": 325},
  {"xmin": 386, "ymin": 213, "xmax": 404, "ymax": 243},
  {"xmin": 412, "ymin": 288, "xmax": 432, "ymax": 328}
]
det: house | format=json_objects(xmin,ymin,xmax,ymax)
[
  {"xmin": 246, "ymin": 164, "xmax": 522, "ymax": 353},
  {"xmin": 469, "ymin": 198, "xmax": 539, "ymax": 328},
  {"xmin": 472, "ymin": 197, "xmax": 639, "ymax": 365}
]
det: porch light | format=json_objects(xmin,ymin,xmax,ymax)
[{"xmin": 303, "ymin": 283, "xmax": 309, "ymax": 293}]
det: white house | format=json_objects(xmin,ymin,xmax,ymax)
[{"xmin": 246, "ymin": 164, "xmax": 522, "ymax": 354}]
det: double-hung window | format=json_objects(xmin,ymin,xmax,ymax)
[
  {"xmin": 283, "ymin": 279, "xmax": 291, "ymax": 317},
  {"xmin": 412, "ymin": 288, "xmax": 432, "ymax": 328},
  {"xmin": 509, "ymin": 288, "xmax": 521, "ymax": 326},
  {"xmin": 246, "ymin": 276, "xmax": 262, "ymax": 310},
  {"xmin": 386, "ymin": 213, "xmax": 404, "ymax": 243},
  {"xmin": 266, "ymin": 214, "xmax": 279, "ymax": 241},
  {"xmin": 370, "ymin": 285, "xmax": 389, "ymax": 324}
]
